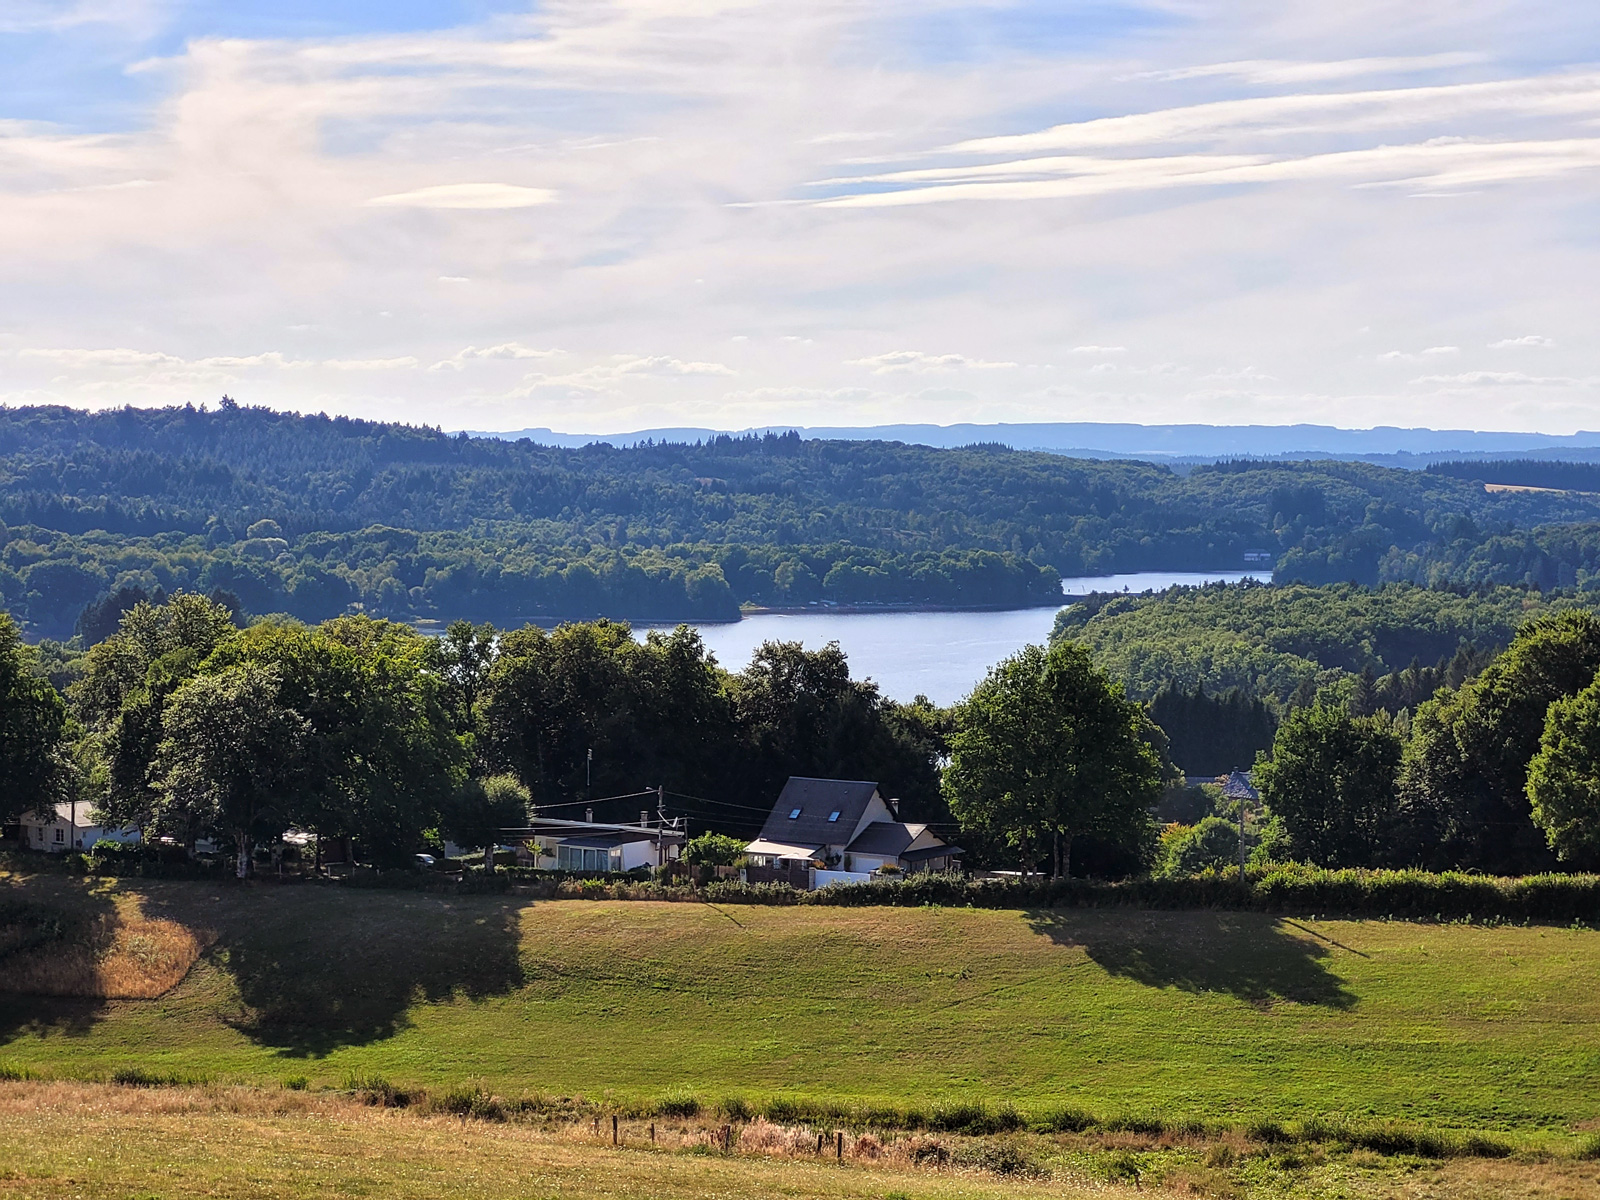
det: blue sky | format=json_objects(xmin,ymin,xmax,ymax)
[{"xmin": 2, "ymin": 1, "xmax": 1599, "ymax": 434}]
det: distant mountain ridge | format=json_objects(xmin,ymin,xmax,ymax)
[{"xmin": 462, "ymin": 422, "xmax": 1600, "ymax": 465}]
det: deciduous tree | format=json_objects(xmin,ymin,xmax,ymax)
[{"xmin": 943, "ymin": 641, "xmax": 1162, "ymax": 877}]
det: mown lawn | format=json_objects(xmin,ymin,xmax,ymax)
[{"xmin": 3, "ymin": 869, "xmax": 1600, "ymax": 1139}]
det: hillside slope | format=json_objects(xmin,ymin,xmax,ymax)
[{"xmin": 3, "ymin": 872, "xmax": 1598, "ymax": 1135}]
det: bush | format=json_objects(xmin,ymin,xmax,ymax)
[
  {"xmin": 1157, "ymin": 817, "xmax": 1240, "ymax": 877},
  {"xmin": 684, "ymin": 832, "xmax": 746, "ymax": 867}
]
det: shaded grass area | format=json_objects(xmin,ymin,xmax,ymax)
[
  {"xmin": 2, "ymin": 870, "xmax": 1600, "ymax": 1140},
  {"xmin": 4, "ymin": 1081, "xmax": 1600, "ymax": 1200}
]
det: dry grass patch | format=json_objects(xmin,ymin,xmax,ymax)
[{"xmin": 0, "ymin": 894, "xmax": 212, "ymax": 999}]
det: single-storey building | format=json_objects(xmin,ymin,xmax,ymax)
[
  {"xmin": 744, "ymin": 777, "xmax": 962, "ymax": 888},
  {"xmin": 9, "ymin": 802, "xmax": 140, "ymax": 854},
  {"xmin": 506, "ymin": 813, "xmax": 686, "ymax": 873}
]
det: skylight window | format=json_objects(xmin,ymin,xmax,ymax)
[
  {"xmin": 788, "ymin": 808, "xmax": 802, "ymax": 819},
  {"xmin": 828, "ymin": 811, "xmax": 841, "ymax": 822}
]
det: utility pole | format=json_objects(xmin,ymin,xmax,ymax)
[
  {"xmin": 586, "ymin": 748, "xmax": 592, "ymax": 793},
  {"xmin": 1238, "ymin": 793, "xmax": 1247, "ymax": 882}
]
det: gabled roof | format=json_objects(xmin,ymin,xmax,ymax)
[
  {"xmin": 756, "ymin": 777, "xmax": 880, "ymax": 847},
  {"xmin": 844, "ymin": 821, "xmax": 925, "ymax": 857},
  {"xmin": 1222, "ymin": 771, "xmax": 1259, "ymax": 800}
]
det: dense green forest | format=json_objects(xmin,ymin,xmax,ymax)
[
  {"xmin": 1053, "ymin": 581, "xmax": 1588, "ymax": 705},
  {"xmin": 6, "ymin": 403, "xmax": 1600, "ymax": 637}
]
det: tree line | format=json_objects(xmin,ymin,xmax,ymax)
[
  {"xmin": 8, "ymin": 402, "xmax": 1600, "ymax": 636},
  {"xmin": 0, "ymin": 595, "xmax": 948, "ymax": 873},
  {"xmin": 9, "ymin": 590, "xmax": 1600, "ymax": 883}
]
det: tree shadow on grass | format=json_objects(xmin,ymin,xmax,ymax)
[
  {"xmin": 137, "ymin": 885, "xmax": 529, "ymax": 1058},
  {"xmin": 1026, "ymin": 909, "xmax": 1357, "ymax": 1010},
  {"xmin": 0, "ymin": 873, "xmax": 120, "ymax": 1045}
]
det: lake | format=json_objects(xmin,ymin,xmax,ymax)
[{"xmin": 640, "ymin": 571, "xmax": 1260, "ymax": 705}]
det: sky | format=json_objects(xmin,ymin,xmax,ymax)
[{"xmin": 2, "ymin": 1, "xmax": 1599, "ymax": 435}]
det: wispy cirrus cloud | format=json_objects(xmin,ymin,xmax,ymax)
[{"xmin": 366, "ymin": 183, "xmax": 556, "ymax": 210}]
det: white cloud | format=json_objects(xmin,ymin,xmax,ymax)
[
  {"xmin": 3, "ymin": 0, "xmax": 1600, "ymax": 433},
  {"xmin": 323, "ymin": 357, "xmax": 418, "ymax": 370},
  {"xmin": 430, "ymin": 343, "xmax": 563, "ymax": 371},
  {"xmin": 1413, "ymin": 371, "xmax": 1592, "ymax": 386},
  {"xmin": 1491, "ymin": 334, "xmax": 1555, "ymax": 347},
  {"xmin": 609, "ymin": 356, "xmax": 736, "ymax": 377},
  {"xmin": 1133, "ymin": 53, "xmax": 1488, "ymax": 86},
  {"xmin": 849, "ymin": 351, "xmax": 1018, "ymax": 374},
  {"xmin": 366, "ymin": 183, "xmax": 556, "ymax": 210}
]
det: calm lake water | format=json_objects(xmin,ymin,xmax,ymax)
[{"xmin": 641, "ymin": 571, "xmax": 1260, "ymax": 706}]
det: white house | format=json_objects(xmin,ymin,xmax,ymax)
[
  {"xmin": 744, "ymin": 777, "xmax": 962, "ymax": 887},
  {"xmin": 507, "ymin": 814, "xmax": 686, "ymax": 873},
  {"xmin": 14, "ymin": 802, "xmax": 140, "ymax": 854}
]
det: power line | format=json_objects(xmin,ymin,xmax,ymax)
[{"xmin": 529, "ymin": 790, "xmax": 659, "ymax": 813}]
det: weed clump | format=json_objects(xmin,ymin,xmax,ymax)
[
  {"xmin": 344, "ymin": 1074, "xmax": 413, "ymax": 1107},
  {"xmin": 110, "ymin": 1067, "xmax": 191, "ymax": 1088},
  {"xmin": 953, "ymin": 1138, "xmax": 1044, "ymax": 1177},
  {"xmin": 425, "ymin": 1085, "xmax": 506, "ymax": 1122},
  {"xmin": 655, "ymin": 1090, "xmax": 700, "ymax": 1118}
]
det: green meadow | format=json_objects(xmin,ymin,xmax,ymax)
[{"xmin": 4, "ymin": 868, "xmax": 1599, "ymax": 1144}]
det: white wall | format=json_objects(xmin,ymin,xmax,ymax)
[{"xmin": 813, "ymin": 869, "xmax": 873, "ymax": 889}]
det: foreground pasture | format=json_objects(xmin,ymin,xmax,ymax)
[
  {"xmin": 3, "ymin": 1080, "xmax": 1600, "ymax": 1200},
  {"xmin": 2, "ymin": 868, "xmax": 1600, "ymax": 1141}
]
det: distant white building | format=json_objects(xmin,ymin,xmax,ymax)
[{"xmin": 13, "ymin": 802, "xmax": 140, "ymax": 854}]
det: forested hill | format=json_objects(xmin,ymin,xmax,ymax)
[
  {"xmin": 1053, "ymin": 581, "xmax": 1592, "ymax": 704},
  {"xmin": 5, "ymin": 403, "xmax": 1600, "ymax": 638}
]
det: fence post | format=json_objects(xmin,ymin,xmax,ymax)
[
  {"xmin": 613, "ymin": 1115, "xmax": 619, "ymax": 1145},
  {"xmin": 836, "ymin": 1131, "xmax": 843, "ymax": 1160},
  {"xmin": 650, "ymin": 1122, "xmax": 656, "ymax": 1144}
]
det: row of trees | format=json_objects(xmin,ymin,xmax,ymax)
[
  {"xmin": 2, "ymin": 595, "xmax": 949, "ymax": 872},
  {"xmin": 10, "ymin": 593, "xmax": 1600, "ymax": 881}
]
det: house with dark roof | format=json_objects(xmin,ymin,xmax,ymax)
[{"xmin": 744, "ymin": 776, "xmax": 961, "ymax": 887}]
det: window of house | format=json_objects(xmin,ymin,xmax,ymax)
[
  {"xmin": 828, "ymin": 811, "xmax": 841, "ymax": 822},
  {"xmin": 54, "ymin": 828, "xmax": 64, "ymax": 842},
  {"xmin": 788, "ymin": 808, "xmax": 801, "ymax": 819}
]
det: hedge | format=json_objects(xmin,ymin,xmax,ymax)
[
  {"xmin": 9, "ymin": 846, "xmax": 1600, "ymax": 923},
  {"xmin": 712, "ymin": 865, "xmax": 1600, "ymax": 923}
]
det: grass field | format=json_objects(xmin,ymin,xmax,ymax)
[
  {"xmin": 3, "ymin": 868, "xmax": 1600, "ymax": 1143},
  {"xmin": 5, "ymin": 1081, "xmax": 1600, "ymax": 1200}
]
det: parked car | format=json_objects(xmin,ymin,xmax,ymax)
[{"xmin": 414, "ymin": 853, "xmax": 437, "ymax": 869}]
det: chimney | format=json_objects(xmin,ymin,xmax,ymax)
[
  {"xmin": 585, "ymin": 808, "xmax": 594, "ymax": 823},
  {"xmin": 889, "ymin": 798, "xmax": 900, "ymax": 818}
]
